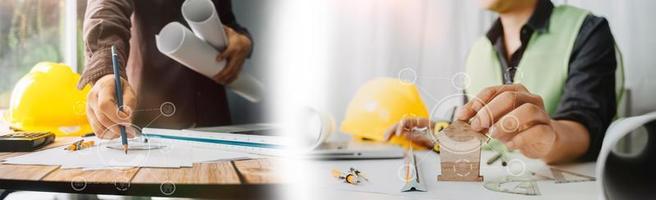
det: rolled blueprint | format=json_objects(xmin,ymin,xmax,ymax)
[
  {"xmin": 596, "ymin": 111, "xmax": 656, "ymax": 199},
  {"xmin": 156, "ymin": 22, "xmax": 263, "ymax": 102},
  {"xmin": 181, "ymin": 0, "xmax": 228, "ymax": 50}
]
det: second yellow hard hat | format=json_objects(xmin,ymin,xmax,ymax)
[
  {"xmin": 5, "ymin": 62, "xmax": 92, "ymax": 136},
  {"xmin": 341, "ymin": 77, "xmax": 429, "ymax": 148}
]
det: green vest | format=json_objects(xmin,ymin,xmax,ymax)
[{"xmin": 465, "ymin": 5, "xmax": 589, "ymax": 115}]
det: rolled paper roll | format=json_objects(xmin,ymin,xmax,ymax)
[
  {"xmin": 596, "ymin": 112, "xmax": 656, "ymax": 199},
  {"xmin": 181, "ymin": 0, "xmax": 228, "ymax": 50},
  {"xmin": 156, "ymin": 22, "xmax": 263, "ymax": 103}
]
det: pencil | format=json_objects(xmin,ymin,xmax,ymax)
[
  {"xmin": 486, "ymin": 152, "xmax": 502, "ymax": 165},
  {"xmin": 111, "ymin": 46, "xmax": 128, "ymax": 154}
]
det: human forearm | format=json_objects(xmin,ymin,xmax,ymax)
[
  {"xmin": 542, "ymin": 120, "xmax": 590, "ymax": 164},
  {"xmin": 78, "ymin": 0, "xmax": 134, "ymax": 89}
]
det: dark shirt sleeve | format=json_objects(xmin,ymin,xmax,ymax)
[
  {"xmin": 553, "ymin": 15, "xmax": 617, "ymax": 161},
  {"xmin": 214, "ymin": 0, "xmax": 253, "ymax": 57},
  {"xmin": 78, "ymin": 0, "xmax": 133, "ymax": 89}
]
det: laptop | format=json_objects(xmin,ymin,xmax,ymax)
[{"xmin": 305, "ymin": 140, "xmax": 405, "ymax": 160}]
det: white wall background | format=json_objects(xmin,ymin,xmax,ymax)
[
  {"xmin": 565, "ymin": 0, "xmax": 656, "ymax": 116},
  {"xmin": 260, "ymin": 0, "xmax": 656, "ymax": 141}
]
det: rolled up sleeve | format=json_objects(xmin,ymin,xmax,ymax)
[
  {"xmin": 78, "ymin": 0, "xmax": 134, "ymax": 89},
  {"xmin": 553, "ymin": 16, "xmax": 617, "ymax": 161}
]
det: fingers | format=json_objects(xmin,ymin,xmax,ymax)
[
  {"xmin": 384, "ymin": 117, "xmax": 435, "ymax": 148},
  {"xmin": 86, "ymin": 103, "xmax": 105, "ymax": 138},
  {"xmin": 403, "ymin": 132, "xmax": 436, "ymax": 147},
  {"xmin": 215, "ymin": 46, "xmax": 233, "ymax": 63},
  {"xmin": 213, "ymin": 63, "xmax": 231, "ymax": 85},
  {"xmin": 456, "ymin": 90, "xmax": 495, "ymax": 121},
  {"xmin": 214, "ymin": 52, "xmax": 247, "ymax": 85},
  {"xmin": 489, "ymin": 103, "xmax": 551, "ymax": 142},
  {"xmin": 215, "ymin": 57, "xmax": 243, "ymax": 84},
  {"xmin": 126, "ymin": 126, "xmax": 138, "ymax": 138},
  {"xmin": 450, "ymin": 83, "xmax": 557, "ymax": 160},
  {"xmin": 214, "ymin": 27, "xmax": 251, "ymax": 85},
  {"xmin": 506, "ymin": 124, "xmax": 556, "ymax": 159},
  {"xmin": 87, "ymin": 75, "xmax": 138, "ymax": 140},
  {"xmin": 224, "ymin": 26, "xmax": 237, "ymax": 41},
  {"xmin": 214, "ymin": 42, "xmax": 238, "ymax": 84},
  {"xmin": 470, "ymin": 91, "xmax": 543, "ymax": 131},
  {"xmin": 224, "ymin": 25, "xmax": 236, "ymax": 36},
  {"xmin": 224, "ymin": 59, "xmax": 244, "ymax": 83},
  {"xmin": 456, "ymin": 84, "xmax": 530, "ymax": 121},
  {"xmin": 400, "ymin": 117, "xmax": 433, "ymax": 130},
  {"xmin": 383, "ymin": 118, "xmax": 418, "ymax": 141},
  {"xmin": 121, "ymin": 78, "xmax": 137, "ymax": 117},
  {"xmin": 92, "ymin": 89, "xmax": 121, "ymax": 139},
  {"xmin": 215, "ymin": 26, "xmax": 238, "ymax": 63},
  {"xmin": 92, "ymin": 104, "xmax": 121, "ymax": 139},
  {"xmin": 88, "ymin": 85, "xmax": 118, "ymax": 139}
]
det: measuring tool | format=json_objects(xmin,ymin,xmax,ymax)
[
  {"xmin": 142, "ymin": 125, "xmax": 284, "ymax": 156},
  {"xmin": 483, "ymin": 176, "xmax": 541, "ymax": 196},
  {"xmin": 550, "ymin": 167, "xmax": 596, "ymax": 183},
  {"xmin": 531, "ymin": 167, "xmax": 596, "ymax": 184},
  {"xmin": 400, "ymin": 147, "xmax": 426, "ymax": 192}
]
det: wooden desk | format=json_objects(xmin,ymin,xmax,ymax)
[{"xmin": 0, "ymin": 137, "xmax": 283, "ymax": 199}]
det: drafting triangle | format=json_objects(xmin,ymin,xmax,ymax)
[{"xmin": 550, "ymin": 168, "xmax": 596, "ymax": 183}]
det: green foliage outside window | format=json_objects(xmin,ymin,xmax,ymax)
[{"xmin": 0, "ymin": 0, "xmax": 86, "ymax": 108}]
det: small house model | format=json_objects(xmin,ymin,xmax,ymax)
[{"xmin": 437, "ymin": 120, "xmax": 485, "ymax": 182}]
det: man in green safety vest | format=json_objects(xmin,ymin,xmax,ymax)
[{"xmin": 387, "ymin": 0, "xmax": 618, "ymax": 164}]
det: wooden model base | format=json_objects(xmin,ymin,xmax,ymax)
[
  {"xmin": 437, "ymin": 161, "xmax": 485, "ymax": 182},
  {"xmin": 437, "ymin": 161, "xmax": 483, "ymax": 182},
  {"xmin": 437, "ymin": 175, "xmax": 483, "ymax": 182},
  {"xmin": 436, "ymin": 120, "xmax": 485, "ymax": 182}
]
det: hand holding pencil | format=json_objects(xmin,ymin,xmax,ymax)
[
  {"xmin": 83, "ymin": 45, "xmax": 138, "ymax": 154},
  {"xmin": 86, "ymin": 75, "xmax": 137, "ymax": 140}
]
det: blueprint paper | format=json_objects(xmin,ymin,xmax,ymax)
[
  {"xmin": 2, "ymin": 137, "xmax": 256, "ymax": 169},
  {"xmin": 182, "ymin": 0, "xmax": 228, "ymax": 50},
  {"xmin": 156, "ymin": 22, "xmax": 225, "ymax": 78},
  {"xmin": 156, "ymin": 23, "xmax": 264, "ymax": 102}
]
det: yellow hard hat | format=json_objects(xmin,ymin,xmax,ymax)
[
  {"xmin": 341, "ymin": 77, "xmax": 429, "ymax": 149},
  {"xmin": 5, "ymin": 62, "xmax": 92, "ymax": 136}
]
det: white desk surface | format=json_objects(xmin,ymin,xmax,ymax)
[{"xmin": 303, "ymin": 149, "xmax": 598, "ymax": 200}]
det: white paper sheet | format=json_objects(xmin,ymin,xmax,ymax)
[
  {"xmin": 182, "ymin": 0, "xmax": 228, "ymax": 50},
  {"xmin": 156, "ymin": 23, "xmax": 264, "ymax": 103},
  {"xmin": 3, "ymin": 137, "xmax": 258, "ymax": 169}
]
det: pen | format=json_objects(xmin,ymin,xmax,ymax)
[{"xmin": 111, "ymin": 46, "xmax": 128, "ymax": 154}]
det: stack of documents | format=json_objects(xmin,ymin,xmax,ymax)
[{"xmin": 2, "ymin": 137, "xmax": 263, "ymax": 169}]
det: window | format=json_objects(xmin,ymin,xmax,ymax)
[{"xmin": 0, "ymin": 0, "xmax": 86, "ymax": 108}]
